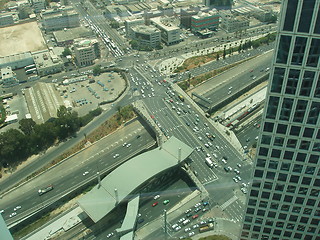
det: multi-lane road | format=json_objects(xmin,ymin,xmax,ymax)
[{"xmin": 0, "ymin": 120, "xmax": 155, "ymax": 224}]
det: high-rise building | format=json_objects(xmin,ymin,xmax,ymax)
[{"xmin": 241, "ymin": 1, "xmax": 320, "ymax": 240}]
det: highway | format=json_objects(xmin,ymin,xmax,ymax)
[{"xmin": 0, "ymin": 120, "xmax": 156, "ymax": 224}]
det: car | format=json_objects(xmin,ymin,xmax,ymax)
[
  {"xmin": 234, "ymin": 169, "xmax": 240, "ymax": 174},
  {"xmin": 186, "ymin": 213, "xmax": 193, "ymax": 217},
  {"xmin": 221, "ymin": 159, "xmax": 227, "ymax": 164},
  {"xmin": 192, "ymin": 224, "xmax": 199, "ymax": 229},
  {"xmin": 233, "ymin": 177, "xmax": 239, "ymax": 183},
  {"xmin": 154, "ymin": 195, "xmax": 160, "ymax": 200},
  {"xmin": 199, "ymin": 220, "xmax": 207, "ymax": 225},
  {"xmin": 212, "ymin": 153, "xmax": 218, "ymax": 158},
  {"xmin": 185, "ymin": 209, "xmax": 192, "ymax": 214},
  {"xmin": 175, "ymin": 226, "xmax": 182, "ymax": 231},
  {"xmin": 106, "ymin": 232, "xmax": 114, "ymax": 238},
  {"xmin": 123, "ymin": 142, "xmax": 127, "ymax": 147},
  {"xmin": 188, "ymin": 231, "xmax": 195, "ymax": 237},
  {"xmin": 246, "ymin": 138, "xmax": 250, "ymax": 142},
  {"xmin": 14, "ymin": 206, "xmax": 21, "ymax": 211},
  {"xmin": 236, "ymin": 175, "xmax": 242, "ymax": 181},
  {"xmin": 216, "ymin": 145, "xmax": 220, "ymax": 150},
  {"xmin": 163, "ymin": 200, "xmax": 170, "ymax": 205},
  {"xmin": 195, "ymin": 207, "xmax": 201, "ymax": 213},
  {"xmin": 172, "ymin": 224, "xmax": 179, "ymax": 229},
  {"xmin": 184, "ymin": 227, "xmax": 191, "ymax": 232},
  {"xmin": 194, "ymin": 202, "xmax": 201, "ymax": 208},
  {"xmin": 242, "ymin": 183, "xmax": 247, "ymax": 187},
  {"xmin": 237, "ymin": 163, "xmax": 242, "ymax": 168},
  {"xmin": 208, "ymin": 218, "xmax": 214, "ymax": 223},
  {"xmin": 178, "ymin": 217, "xmax": 186, "ymax": 223},
  {"xmin": 255, "ymin": 136, "xmax": 259, "ymax": 140},
  {"xmin": 198, "ymin": 136, "xmax": 203, "ymax": 141},
  {"xmin": 126, "ymin": 143, "xmax": 131, "ymax": 148},
  {"xmin": 113, "ymin": 153, "xmax": 119, "ymax": 158},
  {"xmin": 192, "ymin": 214, "xmax": 199, "ymax": 219},
  {"xmin": 204, "ymin": 143, "xmax": 209, "ymax": 148},
  {"xmin": 0, "ymin": 210, "xmax": 4, "ymax": 214},
  {"xmin": 241, "ymin": 187, "xmax": 248, "ymax": 194},
  {"xmin": 137, "ymin": 218, "xmax": 144, "ymax": 224},
  {"xmin": 9, "ymin": 212, "xmax": 16, "ymax": 218},
  {"xmin": 203, "ymin": 201, "xmax": 209, "ymax": 206},
  {"xmin": 152, "ymin": 202, "xmax": 159, "ymax": 207},
  {"xmin": 83, "ymin": 171, "xmax": 89, "ymax": 176}
]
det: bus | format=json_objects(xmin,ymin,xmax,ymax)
[
  {"xmin": 26, "ymin": 68, "xmax": 37, "ymax": 74},
  {"xmin": 24, "ymin": 64, "xmax": 36, "ymax": 71}
]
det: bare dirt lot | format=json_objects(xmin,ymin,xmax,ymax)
[{"xmin": 0, "ymin": 21, "xmax": 46, "ymax": 56}]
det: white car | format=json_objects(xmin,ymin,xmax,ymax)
[
  {"xmin": 237, "ymin": 163, "xmax": 242, "ymax": 168},
  {"xmin": 126, "ymin": 143, "xmax": 131, "ymax": 148},
  {"xmin": 14, "ymin": 206, "xmax": 21, "ymax": 211},
  {"xmin": 185, "ymin": 209, "xmax": 192, "ymax": 214},
  {"xmin": 234, "ymin": 169, "xmax": 240, "ymax": 174},
  {"xmin": 154, "ymin": 195, "xmax": 160, "ymax": 200},
  {"xmin": 83, "ymin": 171, "xmax": 89, "ymax": 176},
  {"xmin": 194, "ymin": 202, "xmax": 201, "ymax": 208},
  {"xmin": 178, "ymin": 217, "xmax": 186, "ymax": 223},
  {"xmin": 189, "ymin": 231, "xmax": 195, "ymax": 237},
  {"xmin": 175, "ymin": 226, "xmax": 182, "ymax": 231},
  {"xmin": 233, "ymin": 177, "xmax": 239, "ymax": 183},
  {"xmin": 184, "ymin": 227, "xmax": 191, "ymax": 232},
  {"xmin": 172, "ymin": 223, "xmax": 179, "ymax": 229},
  {"xmin": 106, "ymin": 232, "xmax": 114, "ymax": 238},
  {"xmin": 0, "ymin": 210, "xmax": 4, "ymax": 214},
  {"xmin": 113, "ymin": 153, "xmax": 119, "ymax": 158},
  {"xmin": 236, "ymin": 175, "xmax": 242, "ymax": 181},
  {"xmin": 9, "ymin": 212, "xmax": 17, "ymax": 218},
  {"xmin": 123, "ymin": 142, "xmax": 127, "ymax": 147}
]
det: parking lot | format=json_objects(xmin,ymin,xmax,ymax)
[{"xmin": 58, "ymin": 71, "xmax": 126, "ymax": 116}]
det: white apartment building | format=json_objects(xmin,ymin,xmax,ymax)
[
  {"xmin": 150, "ymin": 16, "xmax": 181, "ymax": 46},
  {"xmin": 73, "ymin": 39, "xmax": 100, "ymax": 67},
  {"xmin": 130, "ymin": 25, "xmax": 161, "ymax": 48}
]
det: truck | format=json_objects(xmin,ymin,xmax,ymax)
[
  {"xmin": 205, "ymin": 157, "xmax": 214, "ymax": 168},
  {"xmin": 199, "ymin": 223, "xmax": 214, "ymax": 233},
  {"xmin": 38, "ymin": 185, "xmax": 54, "ymax": 196}
]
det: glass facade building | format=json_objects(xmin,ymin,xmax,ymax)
[{"xmin": 241, "ymin": 1, "xmax": 320, "ymax": 239}]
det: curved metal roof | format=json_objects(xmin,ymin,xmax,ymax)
[{"xmin": 77, "ymin": 136, "xmax": 193, "ymax": 223}]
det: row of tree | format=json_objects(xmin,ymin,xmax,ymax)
[{"xmin": 0, "ymin": 106, "xmax": 102, "ymax": 169}]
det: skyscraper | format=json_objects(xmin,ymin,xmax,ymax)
[{"xmin": 241, "ymin": 1, "xmax": 320, "ymax": 240}]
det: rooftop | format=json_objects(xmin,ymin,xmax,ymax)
[{"xmin": 78, "ymin": 136, "xmax": 193, "ymax": 223}]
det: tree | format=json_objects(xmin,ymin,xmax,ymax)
[
  {"xmin": 19, "ymin": 119, "xmax": 36, "ymax": 135},
  {"xmin": 93, "ymin": 65, "xmax": 101, "ymax": 76},
  {"xmin": 0, "ymin": 129, "xmax": 29, "ymax": 165},
  {"xmin": 110, "ymin": 21, "xmax": 120, "ymax": 29},
  {"xmin": 62, "ymin": 48, "xmax": 72, "ymax": 57}
]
